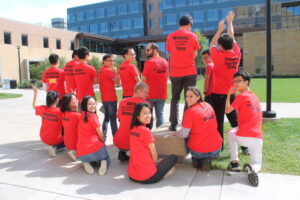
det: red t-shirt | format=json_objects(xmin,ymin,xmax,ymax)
[
  {"xmin": 142, "ymin": 56, "xmax": 169, "ymax": 99},
  {"xmin": 64, "ymin": 59, "xmax": 78, "ymax": 93},
  {"xmin": 166, "ymin": 29, "xmax": 200, "ymax": 77},
  {"xmin": 77, "ymin": 112, "xmax": 104, "ymax": 157},
  {"xmin": 73, "ymin": 62, "xmax": 97, "ymax": 102},
  {"xmin": 182, "ymin": 102, "xmax": 222, "ymax": 153},
  {"xmin": 128, "ymin": 125, "xmax": 157, "ymax": 181},
  {"xmin": 205, "ymin": 63, "xmax": 214, "ymax": 96},
  {"xmin": 119, "ymin": 61, "xmax": 139, "ymax": 97},
  {"xmin": 35, "ymin": 105, "xmax": 63, "ymax": 146},
  {"xmin": 113, "ymin": 97, "xmax": 148, "ymax": 150},
  {"xmin": 98, "ymin": 65, "xmax": 117, "ymax": 102},
  {"xmin": 62, "ymin": 111, "xmax": 81, "ymax": 150},
  {"xmin": 211, "ymin": 42, "xmax": 241, "ymax": 94},
  {"xmin": 231, "ymin": 90, "xmax": 263, "ymax": 139},
  {"xmin": 42, "ymin": 67, "xmax": 66, "ymax": 99}
]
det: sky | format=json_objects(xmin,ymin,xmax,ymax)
[{"xmin": 0, "ymin": 0, "xmax": 109, "ymax": 26}]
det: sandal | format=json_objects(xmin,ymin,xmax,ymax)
[{"xmin": 244, "ymin": 164, "xmax": 259, "ymax": 187}]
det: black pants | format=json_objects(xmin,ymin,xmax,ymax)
[
  {"xmin": 204, "ymin": 95, "xmax": 212, "ymax": 105},
  {"xmin": 130, "ymin": 155, "xmax": 177, "ymax": 184},
  {"xmin": 211, "ymin": 93, "xmax": 238, "ymax": 144},
  {"xmin": 169, "ymin": 75, "xmax": 197, "ymax": 126}
]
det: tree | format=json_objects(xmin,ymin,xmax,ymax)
[
  {"xmin": 194, "ymin": 29, "xmax": 209, "ymax": 76},
  {"xmin": 87, "ymin": 56, "xmax": 102, "ymax": 72}
]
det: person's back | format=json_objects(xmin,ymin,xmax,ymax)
[
  {"xmin": 64, "ymin": 60, "xmax": 78, "ymax": 94},
  {"xmin": 62, "ymin": 111, "xmax": 81, "ymax": 150},
  {"xmin": 73, "ymin": 47, "xmax": 97, "ymax": 102},
  {"xmin": 167, "ymin": 29, "xmax": 200, "ymax": 77},
  {"xmin": 99, "ymin": 66, "xmax": 117, "ymax": 102},
  {"xmin": 42, "ymin": 54, "xmax": 65, "ymax": 99}
]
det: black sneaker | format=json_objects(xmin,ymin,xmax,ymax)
[
  {"xmin": 118, "ymin": 151, "xmax": 129, "ymax": 162},
  {"xmin": 192, "ymin": 157, "xmax": 202, "ymax": 169},
  {"xmin": 227, "ymin": 161, "xmax": 241, "ymax": 171},
  {"xmin": 244, "ymin": 164, "xmax": 259, "ymax": 186},
  {"xmin": 201, "ymin": 158, "xmax": 211, "ymax": 171},
  {"xmin": 168, "ymin": 124, "xmax": 177, "ymax": 131}
]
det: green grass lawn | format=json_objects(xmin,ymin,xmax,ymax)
[
  {"xmin": 95, "ymin": 78, "xmax": 300, "ymax": 103},
  {"xmin": 211, "ymin": 118, "xmax": 300, "ymax": 175},
  {"xmin": 0, "ymin": 93, "xmax": 23, "ymax": 99}
]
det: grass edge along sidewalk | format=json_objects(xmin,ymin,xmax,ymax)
[
  {"xmin": 0, "ymin": 93, "xmax": 23, "ymax": 99},
  {"xmin": 212, "ymin": 118, "xmax": 300, "ymax": 176}
]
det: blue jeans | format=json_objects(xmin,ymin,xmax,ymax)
[
  {"xmin": 102, "ymin": 101, "xmax": 117, "ymax": 137},
  {"xmin": 78, "ymin": 146, "xmax": 110, "ymax": 166},
  {"xmin": 147, "ymin": 99, "xmax": 165, "ymax": 127},
  {"xmin": 190, "ymin": 148, "xmax": 221, "ymax": 160}
]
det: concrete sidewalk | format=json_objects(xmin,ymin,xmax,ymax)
[{"xmin": 0, "ymin": 89, "xmax": 300, "ymax": 200}]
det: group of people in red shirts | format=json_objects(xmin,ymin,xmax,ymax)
[{"xmin": 32, "ymin": 11, "xmax": 262, "ymax": 186}]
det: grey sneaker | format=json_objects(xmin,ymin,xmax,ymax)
[
  {"xmin": 47, "ymin": 146, "xmax": 56, "ymax": 157},
  {"xmin": 227, "ymin": 161, "xmax": 241, "ymax": 171},
  {"xmin": 67, "ymin": 150, "xmax": 77, "ymax": 162},
  {"xmin": 83, "ymin": 162, "xmax": 95, "ymax": 174},
  {"xmin": 98, "ymin": 160, "xmax": 107, "ymax": 176},
  {"xmin": 244, "ymin": 164, "xmax": 259, "ymax": 187}
]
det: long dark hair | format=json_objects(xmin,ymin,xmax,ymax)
[
  {"xmin": 80, "ymin": 96, "xmax": 96, "ymax": 122},
  {"xmin": 130, "ymin": 102, "xmax": 153, "ymax": 130},
  {"xmin": 60, "ymin": 93, "xmax": 74, "ymax": 113},
  {"xmin": 186, "ymin": 86, "xmax": 203, "ymax": 104},
  {"xmin": 46, "ymin": 91, "xmax": 59, "ymax": 107}
]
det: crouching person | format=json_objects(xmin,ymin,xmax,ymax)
[
  {"xmin": 77, "ymin": 96, "xmax": 110, "ymax": 176},
  {"xmin": 128, "ymin": 102, "xmax": 177, "ymax": 184},
  {"xmin": 175, "ymin": 86, "xmax": 222, "ymax": 171}
]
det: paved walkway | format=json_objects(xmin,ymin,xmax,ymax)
[{"xmin": 0, "ymin": 89, "xmax": 299, "ymax": 200}]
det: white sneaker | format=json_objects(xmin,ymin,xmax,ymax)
[
  {"xmin": 164, "ymin": 166, "xmax": 175, "ymax": 178},
  {"xmin": 47, "ymin": 146, "xmax": 56, "ymax": 157},
  {"xmin": 83, "ymin": 162, "xmax": 95, "ymax": 174},
  {"xmin": 98, "ymin": 160, "xmax": 107, "ymax": 176},
  {"xmin": 67, "ymin": 150, "xmax": 77, "ymax": 162}
]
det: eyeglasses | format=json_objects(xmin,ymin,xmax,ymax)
[{"xmin": 233, "ymin": 79, "xmax": 244, "ymax": 84}]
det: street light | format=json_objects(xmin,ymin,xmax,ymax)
[
  {"xmin": 263, "ymin": 0, "xmax": 276, "ymax": 118},
  {"xmin": 16, "ymin": 46, "xmax": 22, "ymax": 84}
]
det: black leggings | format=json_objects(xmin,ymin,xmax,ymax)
[{"xmin": 130, "ymin": 155, "xmax": 178, "ymax": 184}]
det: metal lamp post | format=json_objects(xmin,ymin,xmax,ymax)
[{"xmin": 263, "ymin": 0, "xmax": 276, "ymax": 118}]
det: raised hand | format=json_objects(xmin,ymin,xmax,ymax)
[
  {"xmin": 226, "ymin": 11, "xmax": 235, "ymax": 23},
  {"xmin": 218, "ymin": 20, "xmax": 226, "ymax": 32},
  {"xmin": 31, "ymin": 84, "xmax": 38, "ymax": 93}
]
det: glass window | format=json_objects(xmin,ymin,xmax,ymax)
[
  {"xmin": 149, "ymin": 3, "xmax": 154, "ymax": 13},
  {"xmin": 175, "ymin": 0, "xmax": 185, "ymax": 7},
  {"xmin": 67, "ymin": 14, "xmax": 76, "ymax": 22},
  {"xmin": 21, "ymin": 34, "xmax": 28, "ymax": 46},
  {"xmin": 96, "ymin": 8, "xmax": 105, "ymax": 18},
  {"xmin": 4, "ymin": 32, "xmax": 11, "ymax": 44},
  {"xmin": 56, "ymin": 39, "xmax": 61, "ymax": 49},
  {"xmin": 189, "ymin": 0, "xmax": 198, "ymax": 5},
  {"xmin": 100, "ymin": 23, "xmax": 108, "ymax": 33},
  {"xmin": 160, "ymin": 17, "xmax": 163, "ymax": 28},
  {"xmin": 107, "ymin": 7, "xmax": 116, "ymax": 16},
  {"xmin": 207, "ymin": 9, "xmax": 218, "ymax": 21},
  {"xmin": 43, "ymin": 37, "xmax": 48, "ymax": 48},
  {"xmin": 159, "ymin": 2, "xmax": 163, "ymax": 12},
  {"xmin": 134, "ymin": 17, "xmax": 144, "ymax": 29},
  {"xmin": 71, "ymin": 41, "xmax": 75, "ymax": 50},
  {"xmin": 111, "ymin": 21, "xmax": 119, "ymax": 31},
  {"xmin": 203, "ymin": 0, "xmax": 214, "ymax": 4},
  {"xmin": 130, "ymin": 34, "xmax": 140, "ymax": 37},
  {"xmin": 80, "ymin": 25, "xmax": 89, "ymax": 33},
  {"xmin": 90, "ymin": 24, "xmax": 98, "ymax": 34},
  {"xmin": 122, "ymin": 19, "xmax": 131, "ymax": 30},
  {"xmin": 130, "ymin": 2, "xmax": 139, "ymax": 13},
  {"xmin": 119, "ymin": 4, "xmax": 127, "ymax": 15},
  {"xmin": 163, "ymin": 0, "xmax": 172, "ymax": 9},
  {"xmin": 221, "ymin": 8, "xmax": 231, "ymax": 19},
  {"xmin": 193, "ymin": 11, "xmax": 204, "ymax": 22},
  {"xmin": 150, "ymin": 19, "xmax": 154, "ymax": 29},
  {"xmin": 166, "ymin": 14, "xmax": 176, "ymax": 25},
  {"xmin": 86, "ymin": 10, "xmax": 94, "ymax": 20},
  {"xmin": 77, "ymin": 12, "xmax": 84, "ymax": 22}
]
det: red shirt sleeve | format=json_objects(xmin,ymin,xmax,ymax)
[
  {"xmin": 35, "ymin": 105, "xmax": 43, "ymax": 116},
  {"xmin": 90, "ymin": 113, "xmax": 101, "ymax": 129},
  {"xmin": 193, "ymin": 34, "xmax": 201, "ymax": 51},
  {"xmin": 210, "ymin": 46, "xmax": 220, "ymax": 61},
  {"xmin": 142, "ymin": 61, "xmax": 150, "ymax": 77},
  {"xmin": 231, "ymin": 95, "xmax": 244, "ymax": 110},
  {"xmin": 205, "ymin": 64, "xmax": 213, "ymax": 76},
  {"xmin": 130, "ymin": 64, "xmax": 139, "ymax": 78},
  {"xmin": 166, "ymin": 35, "xmax": 171, "ymax": 52},
  {"xmin": 233, "ymin": 42, "xmax": 241, "ymax": 58},
  {"xmin": 142, "ymin": 127, "xmax": 155, "ymax": 145},
  {"xmin": 42, "ymin": 71, "xmax": 46, "ymax": 83},
  {"xmin": 182, "ymin": 109, "xmax": 193, "ymax": 129}
]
